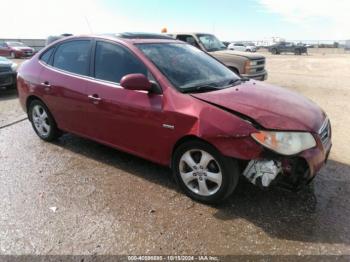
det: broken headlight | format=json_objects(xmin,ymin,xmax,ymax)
[{"xmin": 251, "ymin": 131, "xmax": 316, "ymax": 155}]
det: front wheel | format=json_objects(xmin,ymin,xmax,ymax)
[{"xmin": 172, "ymin": 140, "xmax": 239, "ymax": 204}]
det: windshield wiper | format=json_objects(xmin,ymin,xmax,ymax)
[
  {"xmin": 221, "ymin": 77, "xmax": 250, "ymax": 88},
  {"xmin": 182, "ymin": 83, "xmax": 221, "ymax": 93}
]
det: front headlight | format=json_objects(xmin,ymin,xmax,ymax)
[
  {"xmin": 251, "ymin": 131, "xmax": 316, "ymax": 155},
  {"xmin": 11, "ymin": 63, "xmax": 18, "ymax": 72}
]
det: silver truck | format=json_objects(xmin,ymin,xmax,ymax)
[{"xmin": 169, "ymin": 33, "xmax": 267, "ymax": 81}]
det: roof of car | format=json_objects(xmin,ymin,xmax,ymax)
[
  {"xmin": 169, "ymin": 32, "xmax": 214, "ymax": 36},
  {"xmin": 111, "ymin": 32, "xmax": 174, "ymax": 40},
  {"xmin": 47, "ymin": 33, "xmax": 181, "ymax": 47}
]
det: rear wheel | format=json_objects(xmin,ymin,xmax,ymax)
[
  {"xmin": 271, "ymin": 48, "xmax": 278, "ymax": 55},
  {"xmin": 29, "ymin": 100, "xmax": 61, "ymax": 141},
  {"xmin": 172, "ymin": 140, "xmax": 239, "ymax": 204}
]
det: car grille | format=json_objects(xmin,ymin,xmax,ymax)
[
  {"xmin": 319, "ymin": 119, "xmax": 331, "ymax": 145},
  {"xmin": 256, "ymin": 59, "xmax": 265, "ymax": 66},
  {"xmin": 249, "ymin": 58, "xmax": 265, "ymax": 74},
  {"xmin": 0, "ymin": 66, "xmax": 11, "ymax": 73}
]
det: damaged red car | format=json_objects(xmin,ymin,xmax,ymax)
[{"xmin": 17, "ymin": 33, "xmax": 332, "ymax": 203}]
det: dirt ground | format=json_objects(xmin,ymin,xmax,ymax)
[{"xmin": 0, "ymin": 53, "xmax": 349, "ymax": 256}]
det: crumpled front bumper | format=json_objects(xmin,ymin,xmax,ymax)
[{"xmin": 243, "ymin": 121, "xmax": 332, "ymax": 190}]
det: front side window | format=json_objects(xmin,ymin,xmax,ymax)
[
  {"xmin": 196, "ymin": 34, "xmax": 226, "ymax": 52},
  {"xmin": 53, "ymin": 40, "xmax": 91, "ymax": 76},
  {"xmin": 94, "ymin": 41, "xmax": 148, "ymax": 83},
  {"xmin": 137, "ymin": 43, "xmax": 240, "ymax": 93}
]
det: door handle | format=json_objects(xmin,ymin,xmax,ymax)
[
  {"xmin": 41, "ymin": 81, "xmax": 51, "ymax": 87},
  {"xmin": 41, "ymin": 81, "xmax": 51, "ymax": 91},
  {"xmin": 88, "ymin": 94, "xmax": 102, "ymax": 104}
]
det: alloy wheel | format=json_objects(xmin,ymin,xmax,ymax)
[
  {"xmin": 32, "ymin": 105, "xmax": 51, "ymax": 138},
  {"xmin": 179, "ymin": 149, "xmax": 222, "ymax": 196}
]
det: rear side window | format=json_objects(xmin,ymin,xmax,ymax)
[
  {"xmin": 53, "ymin": 40, "xmax": 91, "ymax": 76},
  {"xmin": 94, "ymin": 41, "xmax": 148, "ymax": 83},
  {"xmin": 40, "ymin": 47, "xmax": 54, "ymax": 64}
]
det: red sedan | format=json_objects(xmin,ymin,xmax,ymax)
[
  {"xmin": 17, "ymin": 33, "xmax": 332, "ymax": 203},
  {"xmin": 0, "ymin": 41, "xmax": 35, "ymax": 58}
]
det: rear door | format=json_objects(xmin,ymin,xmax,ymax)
[
  {"xmin": 85, "ymin": 40, "xmax": 165, "ymax": 160},
  {"xmin": 38, "ymin": 39, "xmax": 93, "ymax": 135}
]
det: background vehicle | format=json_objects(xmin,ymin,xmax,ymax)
[
  {"xmin": 0, "ymin": 56, "xmax": 17, "ymax": 90},
  {"xmin": 228, "ymin": 42, "xmax": 257, "ymax": 52},
  {"xmin": 269, "ymin": 42, "xmax": 307, "ymax": 55},
  {"xmin": 0, "ymin": 41, "xmax": 34, "ymax": 58},
  {"xmin": 46, "ymin": 34, "xmax": 73, "ymax": 46},
  {"xmin": 17, "ymin": 33, "xmax": 330, "ymax": 204},
  {"xmin": 169, "ymin": 33, "xmax": 267, "ymax": 81},
  {"xmin": 222, "ymin": 41, "xmax": 230, "ymax": 47}
]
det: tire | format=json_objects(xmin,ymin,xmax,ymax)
[
  {"xmin": 271, "ymin": 48, "xmax": 278, "ymax": 55},
  {"xmin": 295, "ymin": 49, "xmax": 301, "ymax": 55},
  {"xmin": 28, "ymin": 100, "xmax": 61, "ymax": 141},
  {"xmin": 172, "ymin": 140, "xmax": 239, "ymax": 204}
]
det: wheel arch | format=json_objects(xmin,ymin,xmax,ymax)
[
  {"xmin": 170, "ymin": 135, "xmax": 217, "ymax": 168},
  {"xmin": 26, "ymin": 95, "xmax": 54, "ymax": 124},
  {"xmin": 26, "ymin": 95, "xmax": 44, "ymax": 113}
]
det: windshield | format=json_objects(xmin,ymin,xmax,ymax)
[
  {"xmin": 7, "ymin": 42, "xmax": 25, "ymax": 47},
  {"xmin": 137, "ymin": 43, "xmax": 240, "ymax": 93},
  {"xmin": 196, "ymin": 34, "xmax": 226, "ymax": 52}
]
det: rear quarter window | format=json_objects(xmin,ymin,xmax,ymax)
[{"xmin": 40, "ymin": 47, "xmax": 55, "ymax": 64}]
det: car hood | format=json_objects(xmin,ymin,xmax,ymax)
[
  {"xmin": 211, "ymin": 50, "xmax": 264, "ymax": 60},
  {"xmin": 0, "ymin": 61, "xmax": 12, "ymax": 66},
  {"xmin": 191, "ymin": 81, "xmax": 326, "ymax": 132}
]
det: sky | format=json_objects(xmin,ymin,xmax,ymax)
[{"xmin": 1, "ymin": 0, "xmax": 349, "ymax": 41}]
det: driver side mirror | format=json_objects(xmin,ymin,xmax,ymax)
[{"xmin": 120, "ymin": 74, "xmax": 152, "ymax": 92}]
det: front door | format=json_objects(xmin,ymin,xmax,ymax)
[{"xmin": 85, "ymin": 40, "xmax": 166, "ymax": 161}]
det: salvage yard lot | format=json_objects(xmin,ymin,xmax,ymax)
[{"xmin": 0, "ymin": 52, "xmax": 349, "ymax": 255}]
